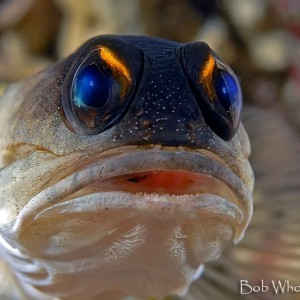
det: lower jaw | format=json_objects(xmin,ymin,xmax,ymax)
[
  {"xmin": 17, "ymin": 190, "xmax": 243, "ymax": 257},
  {"xmin": 10, "ymin": 200, "xmax": 234, "ymax": 299},
  {"xmin": 13, "ymin": 193, "xmax": 238, "ymax": 299}
]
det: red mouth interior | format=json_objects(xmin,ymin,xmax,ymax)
[
  {"xmin": 64, "ymin": 170, "xmax": 234, "ymax": 200},
  {"xmin": 99, "ymin": 170, "xmax": 226, "ymax": 195},
  {"xmin": 125, "ymin": 170, "xmax": 196, "ymax": 190}
]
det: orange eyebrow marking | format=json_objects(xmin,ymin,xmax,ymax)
[
  {"xmin": 99, "ymin": 46, "xmax": 131, "ymax": 99},
  {"xmin": 200, "ymin": 54, "xmax": 216, "ymax": 101},
  {"xmin": 99, "ymin": 46, "xmax": 131, "ymax": 81}
]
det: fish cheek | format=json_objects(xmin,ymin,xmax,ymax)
[{"xmin": 9, "ymin": 57, "xmax": 87, "ymax": 154}]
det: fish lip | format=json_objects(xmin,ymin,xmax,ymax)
[{"xmin": 12, "ymin": 148, "xmax": 252, "ymax": 242}]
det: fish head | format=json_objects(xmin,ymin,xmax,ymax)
[{"xmin": 0, "ymin": 36, "xmax": 254, "ymax": 299}]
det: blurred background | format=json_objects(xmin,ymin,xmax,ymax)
[{"xmin": 0, "ymin": 1, "xmax": 300, "ymax": 299}]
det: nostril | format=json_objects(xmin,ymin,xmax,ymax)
[
  {"xmin": 142, "ymin": 120, "xmax": 153, "ymax": 129},
  {"xmin": 134, "ymin": 106, "xmax": 144, "ymax": 116},
  {"xmin": 185, "ymin": 121, "xmax": 195, "ymax": 130}
]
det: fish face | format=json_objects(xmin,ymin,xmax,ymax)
[{"xmin": 0, "ymin": 36, "xmax": 254, "ymax": 299}]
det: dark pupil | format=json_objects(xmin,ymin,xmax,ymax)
[
  {"xmin": 74, "ymin": 64, "xmax": 111, "ymax": 108},
  {"xmin": 215, "ymin": 70, "xmax": 238, "ymax": 111}
]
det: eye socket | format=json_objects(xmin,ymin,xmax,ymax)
[
  {"xmin": 63, "ymin": 37, "xmax": 142, "ymax": 135},
  {"xmin": 177, "ymin": 42, "xmax": 243, "ymax": 141}
]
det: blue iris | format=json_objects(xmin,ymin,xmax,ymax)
[
  {"xmin": 73, "ymin": 64, "xmax": 111, "ymax": 108},
  {"xmin": 215, "ymin": 70, "xmax": 239, "ymax": 111}
]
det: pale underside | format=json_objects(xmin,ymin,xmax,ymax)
[{"xmin": 0, "ymin": 143, "xmax": 252, "ymax": 300}]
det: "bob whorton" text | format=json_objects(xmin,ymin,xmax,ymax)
[{"xmin": 239, "ymin": 280, "xmax": 300, "ymax": 295}]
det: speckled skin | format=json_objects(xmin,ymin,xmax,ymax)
[{"xmin": 0, "ymin": 36, "xmax": 253, "ymax": 300}]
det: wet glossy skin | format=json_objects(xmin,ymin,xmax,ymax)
[{"xmin": 0, "ymin": 36, "xmax": 254, "ymax": 300}]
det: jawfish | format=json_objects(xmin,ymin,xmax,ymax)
[{"xmin": 0, "ymin": 36, "xmax": 254, "ymax": 300}]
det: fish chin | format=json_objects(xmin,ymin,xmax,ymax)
[
  {"xmin": 0, "ymin": 149, "xmax": 253, "ymax": 299},
  {"xmin": 7, "ymin": 193, "xmax": 241, "ymax": 299}
]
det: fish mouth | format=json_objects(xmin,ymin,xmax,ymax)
[
  {"xmin": 65, "ymin": 169, "xmax": 236, "ymax": 201},
  {"xmin": 12, "ymin": 147, "xmax": 252, "ymax": 244},
  {"xmin": 5, "ymin": 147, "xmax": 252, "ymax": 298}
]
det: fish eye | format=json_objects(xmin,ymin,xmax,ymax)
[
  {"xmin": 62, "ymin": 38, "xmax": 142, "ymax": 135},
  {"xmin": 177, "ymin": 42, "xmax": 243, "ymax": 141},
  {"xmin": 198, "ymin": 53, "xmax": 242, "ymax": 140},
  {"xmin": 212, "ymin": 57, "xmax": 242, "ymax": 129},
  {"xmin": 73, "ymin": 63, "xmax": 112, "ymax": 109}
]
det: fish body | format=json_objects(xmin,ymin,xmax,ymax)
[{"xmin": 0, "ymin": 36, "xmax": 253, "ymax": 299}]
